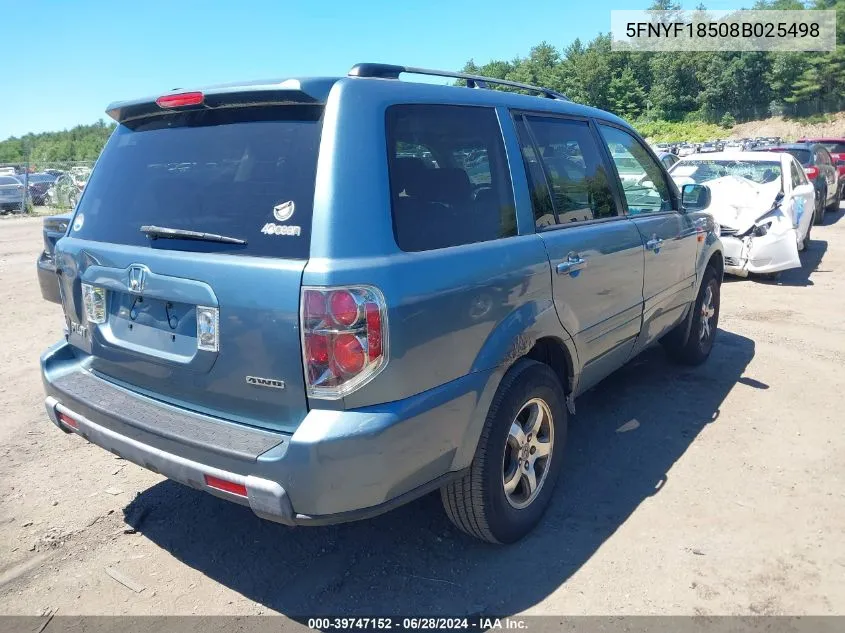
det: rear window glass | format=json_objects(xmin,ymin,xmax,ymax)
[
  {"xmin": 386, "ymin": 105, "xmax": 516, "ymax": 252},
  {"xmin": 0, "ymin": 176, "xmax": 20, "ymax": 185},
  {"xmin": 820, "ymin": 143, "xmax": 845, "ymax": 154},
  {"xmin": 786, "ymin": 149, "xmax": 812, "ymax": 166},
  {"xmin": 70, "ymin": 105, "xmax": 323, "ymax": 259}
]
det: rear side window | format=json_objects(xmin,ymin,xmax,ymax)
[
  {"xmin": 70, "ymin": 105, "xmax": 323, "ymax": 259},
  {"xmin": 787, "ymin": 149, "xmax": 812, "ymax": 166},
  {"xmin": 386, "ymin": 105, "xmax": 516, "ymax": 252},
  {"xmin": 790, "ymin": 160, "xmax": 807, "ymax": 188},
  {"xmin": 515, "ymin": 115, "xmax": 617, "ymax": 227},
  {"xmin": 816, "ymin": 148, "xmax": 831, "ymax": 165}
]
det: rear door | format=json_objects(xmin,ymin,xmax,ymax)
[
  {"xmin": 786, "ymin": 156, "xmax": 815, "ymax": 243},
  {"xmin": 815, "ymin": 147, "xmax": 838, "ymax": 204},
  {"xmin": 597, "ymin": 123, "xmax": 698, "ymax": 352},
  {"xmin": 55, "ymin": 104, "xmax": 323, "ymax": 433},
  {"xmin": 512, "ymin": 113, "xmax": 645, "ymax": 394}
]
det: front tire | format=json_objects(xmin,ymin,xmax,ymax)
[
  {"xmin": 661, "ymin": 266, "xmax": 720, "ymax": 365},
  {"xmin": 441, "ymin": 359, "xmax": 567, "ymax": 544},
  {"xmin": 802, "ymin": 221, "xmax": 812, "ymax": 251}
]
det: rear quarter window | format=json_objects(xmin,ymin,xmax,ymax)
[
  {"xmin": 787, "ymin": 149, "xmax": 812, "ymax": 166},
  {"xmin": 70, "ymin": 105, "xmax": 323, "ymax": 259},
  {"xmin": 386, "ymin": 104, "xmax": 517, "ymax": 252}
]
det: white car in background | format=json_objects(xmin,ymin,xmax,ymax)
[{"xmin": 670, "ymin": 152, "xmax": 815, "ymax": 278}]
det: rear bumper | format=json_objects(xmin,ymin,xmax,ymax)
[
  {"xmin": 41, "ymin": 341, "xmax": 485, "ymax": 525},
  {"xmin": 37, "ymin": 253, "xmax": 62, "ymax": 304}
]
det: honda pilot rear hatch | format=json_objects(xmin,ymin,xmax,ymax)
[{"xmin": 55, "ymin": 97, "xmax": 324, "ymax": 433}]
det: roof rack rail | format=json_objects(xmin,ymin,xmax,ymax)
[{"xmin": 348, "ymin": 63, "xmax": 569, "ymax": 101}]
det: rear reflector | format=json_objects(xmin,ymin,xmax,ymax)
[
  {"xmin": 204, "ymin": 474, "xmax": 247, "ymax": 497},
  {"xmin": 58, "ymin": 412, "xmax": 79, "ymax": 430},
  {"xmin": 156, "ymin": 92, "xmax": 204, "ymax": 108}
]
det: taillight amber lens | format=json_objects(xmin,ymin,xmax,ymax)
[{"xmin": 301, "ymin": 285, "xmax": 388, "ymax": 399}]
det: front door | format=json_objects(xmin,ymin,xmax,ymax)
[
  {"xmin": 597, "ymin": 124, "xmax": 698, "ymax": 352},
  {"xmin": 512, "ymin": 114, "xmax": 645, "ymax": 394}
]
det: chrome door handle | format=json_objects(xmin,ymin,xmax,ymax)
[
  {"xmin": 556, "ymin": 255, "xmax": 587, "ymax": 276},
  {"xmin": 646, "ymin": 237, "xmax": 663, "ymax": 252}
]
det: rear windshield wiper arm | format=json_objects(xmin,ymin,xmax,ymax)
[{"xmin": 140, "ymin": 225, "xmax": 246, "ymax": 245}]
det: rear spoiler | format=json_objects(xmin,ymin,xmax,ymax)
[{"xmin": 106, "ymin": 78, "xmax": 337, "ymax": 124}]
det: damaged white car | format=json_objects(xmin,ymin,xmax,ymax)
[{"xmin": 670, "ymin": 152, "xmax": 815, "ymax": 278}]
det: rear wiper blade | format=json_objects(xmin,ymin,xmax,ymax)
[{"xmin": 140, "ymin": 225, "xmax": 246, "ymax": 245}]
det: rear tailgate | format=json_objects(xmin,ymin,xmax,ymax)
[{"xmin": 54, "ymin": 100, "xmax": 323, "ymax": 433}]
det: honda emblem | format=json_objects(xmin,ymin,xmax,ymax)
[{"xmin": 128, "ymin": 265, "xmax": 148, "ymax": 293}]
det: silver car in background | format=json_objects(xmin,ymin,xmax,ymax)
[{"xmin": 0, "ymin": 175, "xmax": 26, "ymax": 213}]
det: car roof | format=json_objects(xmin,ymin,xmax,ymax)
[
  {"xmin": 769, "ymin": 143, "xmax": 819, "ymax": 150},
  {"xmin": 106, "ymin": 70, "xmax": 631, "ymax": 130},
  {"xmin": 799, "ymin": 137, "xmax": 845, "ymax": 143}
]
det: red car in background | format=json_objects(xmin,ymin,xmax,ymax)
[{"xmin": 799, "ymin": 138, "xmax": 845, "ymax": 200}]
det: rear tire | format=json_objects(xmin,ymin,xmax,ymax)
[
  {"xmin": 825, "ymin": 186, "xmax": 839, "ymax": 212},
  {"xmin": 441, "ymin": 359, "xmax": 567, "ymax": 544},
  {"xmin": 813, "ymin": 193, "xmax": 825, "ymax": 225},
  {"xmin": 661, "ymin": 266, "xmax": 720, "ymax": 366}
]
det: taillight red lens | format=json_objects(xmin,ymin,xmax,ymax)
[
  {"xmin": 805, "ymin": 166, "xmax": 819, "ymax": 179},
  {"xmin": 156, "ymin": 91, "xmax": 204, "ymax": 108},
  {"xmin": 301, "ymin": 286, "xmax": 388, "ymax": 399},
  {"xmin": 365, "ymin": 302, "xmax": 382, "ymax": 361},
  {"xmin": 332, "ymin": 333, "xmax": 366, "ymax": 375},
  {"xmin": 306, "ymin": 333, "xmax": 329, "ymax": 365},
  {"xmin": 329, "ymin": 290, "xmax": 359, "ymax": 326},
  {"xmin": 303, "ymin": 289, "xmax": 327, "ymax": 326}
]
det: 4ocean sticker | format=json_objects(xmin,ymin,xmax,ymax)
[{"xmin": 261, "ymin": 200, "xmax": 301, "ymax": 236}]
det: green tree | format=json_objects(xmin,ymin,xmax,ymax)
[{"xmin": 608, "ymin": 67, "xmax": 647, "ymax": 119}]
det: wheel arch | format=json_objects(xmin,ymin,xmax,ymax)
[{"xmin": 453, "ymin": 312, "xmax": 579, "ymax": 471}]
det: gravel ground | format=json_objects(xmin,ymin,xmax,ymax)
[{"xmin": 0, "ymin": 209, "xmax": 844, "ymax": 617}]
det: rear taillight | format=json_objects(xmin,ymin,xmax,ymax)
[
  {"xmin": 805, "ymin": 166, "xmax": 819, "ymax": 179},
  {"xmin": 81, "ymin": 283, "xmax": 107, "ymax": 324},
  {"xmin": 301, "ymin": 286, "xmax": 388, "ymax": 399}
]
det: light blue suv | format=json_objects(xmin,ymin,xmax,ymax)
[{"xmin": 41, "ymin": 64, "xmax": 723, "ymax": 543}]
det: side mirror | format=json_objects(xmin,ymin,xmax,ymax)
[{"xmin": 681, "ymin": 183, "xmax": 711, "ymax": 211}]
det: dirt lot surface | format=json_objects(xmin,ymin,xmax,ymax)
[
  {"xmin": 1, "ymin": 210, "xmax": 844, "ymax": 618},
  {"xmin": 732, "ymin": 112, "xmax": 845, "ymax": 140}
]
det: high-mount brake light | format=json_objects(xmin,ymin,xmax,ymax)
[
  {"xmin": 156, "ymin": 92, "xmax": 204, "ymax": 108},
  {"xmin": 301, "ymin": 286, "xmax": 388, "ymax": 399}
]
